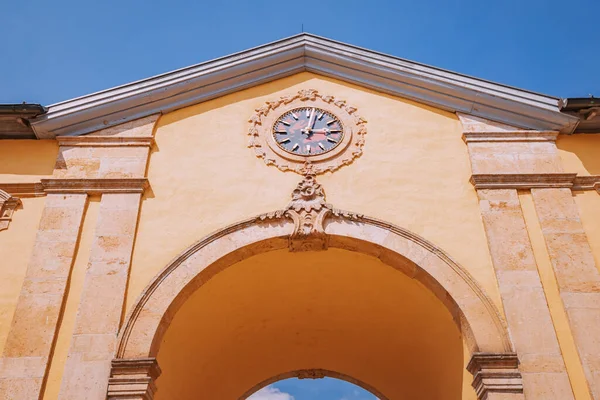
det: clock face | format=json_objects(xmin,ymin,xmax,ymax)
[{"xmin": 272, "ymin": 107, "xmax": 344, "ymax": 156}]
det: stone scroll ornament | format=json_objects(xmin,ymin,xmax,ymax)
[
  {"xmin": 248, "ymin": 89, "xmax": 367, "ymax": 175},
  {"xmin": 258, "ymin": 162, "xmax": 362, "ymax": 252},
  {"xmin": 0, "ymin": 190, "xmax": 21, "ymax": 232}
]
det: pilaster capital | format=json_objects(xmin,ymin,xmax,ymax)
[
  {"xmin": 470, "ymin": 173, "xmax": 600, "ymax": 192},
  {"xmin": 467, "ymin": 353, "xmax": 523, "ymax": 399},
  {"xmin": 462, "ymin": 131, "xmax": 559, "ymax": 143},
  {"xmin": 0, "ymin": 179, "xmax": 149, "ymax": 197},
  {"xmin": 40, "ymin": 178, "xmax": 149, "ymax": 194},
  {"xmin": 107, "ymin": 358, "xmax": 161, "ymax": 400},
  {"xmin": 57, "ymin": 135, "xmax": 154, "ymax": 147},
  {"xmin": 471, "ymin": 173, "xmax": 577, "ymax": 190}
]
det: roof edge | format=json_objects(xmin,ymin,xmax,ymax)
[{"xmin": 29, "ymin": 34, "xmax": 579, "ymax": 138}]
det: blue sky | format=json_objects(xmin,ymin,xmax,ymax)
[
  {"xmin": 1, "ymin": 0, "xmax": 599, "ymax": 106},
  {"xmin": 2, "ymin": 1, "xmax": 597, "ymax": 398}
]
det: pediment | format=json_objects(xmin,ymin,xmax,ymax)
[{"xmin": 30, "ymin": 34, "xmax": 578, "ymax": 138}]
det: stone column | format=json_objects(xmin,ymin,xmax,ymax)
[
  {"xmin": 532, "ymin": 188, "xmax": 600, "ymax": 398},
  {"xmin": 107, "ymin": 358, "xmax": 161, "ymax": 400},
  {"xmin": 58, "ymin": 193, "xmax": 142, "ymax": 400},
  {"xmin": 478, "ymin": 189, "xmax": 574, "ymax": 399},
  {"xmin": 0, "ymin": 193, "xmax": 88, "ymax": 399}
]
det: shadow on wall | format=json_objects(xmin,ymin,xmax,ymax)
[
  {"xmin": 557, "ymin": 134, "xmax": 600, "ymax": 175},
  {"xmin": 0, "ymin": 140, "xmax": 58, "ymax": 177}
]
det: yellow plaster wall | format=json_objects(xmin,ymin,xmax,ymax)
[
  {"xmin": 126, "ymin": 72, "xmax": 500, "ymax": 315},
  {"xmin": 42, "ymin": 197, "xmax": 100, "ymax": 400},
  {"xmin": 0, "ymin": 197, "xmax": 47, "ymax": 355},
  {"xmin": 557, "ymin": 134, "xmax": 600, "ymax": 176},
  {"xmin": 0, "ymin": 140, "xmax": 58, "ymax": 182}
]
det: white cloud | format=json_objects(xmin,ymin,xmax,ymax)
[{"xmin": 247, "ymin": 385, "xmax": 295, "ymax": 400}]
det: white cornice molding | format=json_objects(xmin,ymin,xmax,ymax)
[{"xmin": 30, "ymin": 34, "xmax": 579, "ymax": 139}]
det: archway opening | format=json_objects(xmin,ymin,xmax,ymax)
[
  {"xmin": 246, "ymin": 376, "xmax": 379, "ymax": 400},
  {"xmin": 152, "ymin": 248, "xmax": 477, "ymax": 399}
]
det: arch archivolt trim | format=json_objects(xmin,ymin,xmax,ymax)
[{"xmin": 117, "ymin": 211, "xmax": 512, "ymax": 360}]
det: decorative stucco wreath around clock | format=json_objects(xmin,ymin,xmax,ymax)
[{"xmin": 248, "ymin": 89, "xmax": 367, "ymax": 174}]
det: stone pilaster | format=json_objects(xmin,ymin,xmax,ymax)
[
  {"xmin": 107, "ymin": 358, "xmax": 161, "ymax": 400},
  {"xmin": 0, "ymin": 193, "xmax": 88, "ymax": 399},
  {"xmin": 532, "ymin": 188, "xmax": 600, "ymax": 399},
  {"xmin": 52, "ymin": 115, "xmax": 157, "ymax": 399},
  {"xmin": 58, "ymin": 193, "xmax": 143, "ymax": 400},
  {"xmin": 477, "ymin": 189, "xmax": 574, "ymax": 399},
  {"xmin": 459, "ymin": 115, "xmax": 581, "ymax": 398},
  {"xmin": 467, "ymin": 353, "xmax": 523, "ymax": 399},
  {"xmin": 0, "ymin": 115, "xmax": 157, "ymax": 398}
]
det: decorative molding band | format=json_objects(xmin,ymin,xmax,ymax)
[
  {"xmin": 467, "ymin": 353, "xmax": 523, "ymax": 399},
  {"xmin": 0, "ymin": 182, "xmax": 45, "ymax": 197},
  {"xmin": 462, "ymin": 131, "xmax": 559, "ymax": 143},
  {"xmin": 471, "ymin": 173, "xmax": 578, "ymax": 189},
  {"xmin": 573, "ymin": 175, "xmax": 600, "ymax": 192},
  {"xmin": 40, "ymin": 178, "xmax": 149, "ymax": 194},
  {"xmin": 57, "ymin": 136, "xmax": 154, "ymax": 147},
  {"xmin": 108, "ymin": 358, "xmax": 161, "ymax": 400},
  {"xmin": 0, "ymin": 189, "xmax": 21, "ymax": 232}
]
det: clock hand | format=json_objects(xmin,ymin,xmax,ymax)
[
  {"xmin": 309, "ymin": 108, "xmax": 317, "ymax": 128},
  {"xmin": 311, "ymin": 128, "xmax": 341, "ymax": 134},
  {"xmin": 303, "ymin": 108, "xmax": 317, "ymax": 135}
]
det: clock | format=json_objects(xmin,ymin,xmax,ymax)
[
  {"xmin": 272, "ymin": 107, "xmax": 344, "ymax": 156},
  {"xmin": 248, "ymin": 89, "xmax": 366, "ymax": 174}
]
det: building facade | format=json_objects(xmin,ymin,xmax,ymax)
[{"xmin": 0, "ymin": 34, "xmax": 599, "ymax": 399}]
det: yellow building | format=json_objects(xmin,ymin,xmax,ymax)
[{"xmin": 0, "ymin": 34, "xmax": 599, "ymax": 400}]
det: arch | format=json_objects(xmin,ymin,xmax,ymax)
[
  {"xmin": 239, "ymin": 369, "xmax": 390, "ymax": 400},
  {"xmin": 117, "ymin": 213, "xmax": 512, "ymax": 360}
]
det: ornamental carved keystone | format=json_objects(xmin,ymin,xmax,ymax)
[
  {"xmin": 296, "ymin": 369, "xmax": 327, "ymax": 380},
  {"xmin": 107, "ymin": 358, "xmax": 161, "ymax": 400},
  {"xmin": 248, "ymin": 89, "xmax": 367, "ymax": 175},
  {"xmin": 258, "ymin": 163, "xmax": 362, "ymax": 251},
  {"xmin": 0, "ymin": 189, "xmax": 21, "ymax": 232},
  {"xmin": 467, "ymin": 353, "xmax": 523, "ymax": 399}
]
